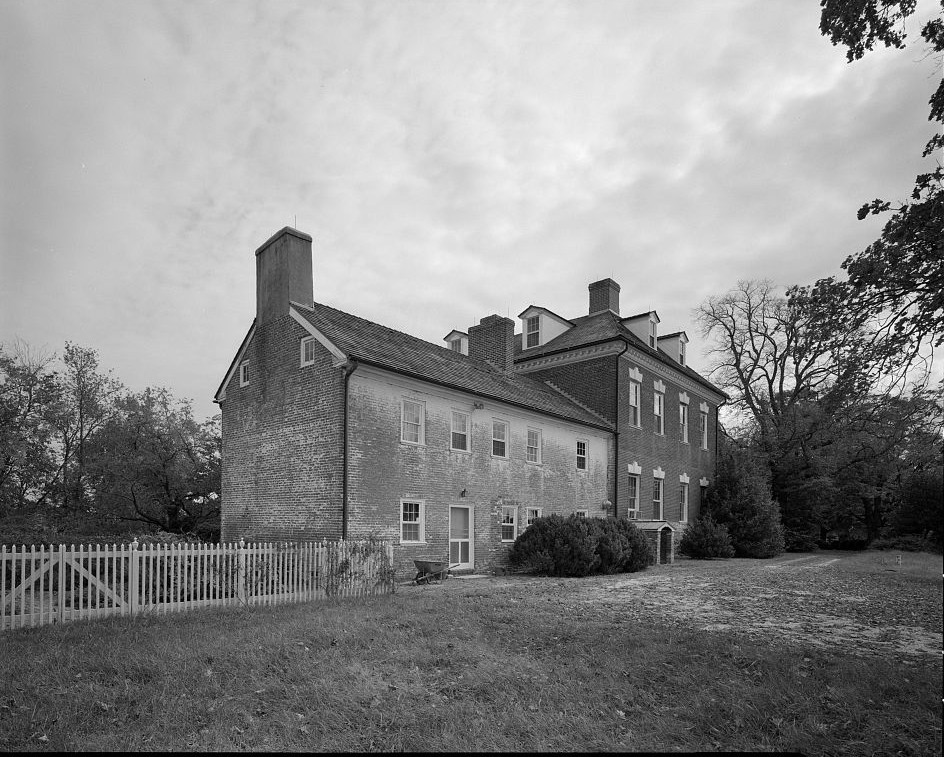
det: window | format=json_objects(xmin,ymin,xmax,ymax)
[
  {"xmin": 679, "ymin": 341, "xmax": 686, "ymax": 366},
  {"xmin": 451, "ymin": 411, "xmax": 469, "ymax": 452},
  {"xmin": 526, "ymin": 315, "xmax": 540, "ymax": 348},
  {"xmin": 649, "ymin": 320, "xmax": 657, "ymax": 348},
  {"xmin": 680, "ymin": 403, "xmax": 689, "ymax": 444},
  {"xmin": 701, "ymin": 410, "xmax": 709, "ymax": 450},
  {"xmin": 525, "ymin": 507, "xmax": 543, "ymax": 528},
  {"xmin": 501, "ymin": 506, "xmax": 517, "ymax": 542},
  {"xmin": 680, "ymin": 483, "xmax": 689, "ymax": 522},
  {"xmin": 239, "ymin": 361, "xmax": 250, "ymax": 386},
  {"xmin": 526, "ymin": 429, "xmax": 542, "ymax": 464},
  {"xmin": 492, "ymin": 420, "xmax": 508, "ymax": 458},
  {"xmin": 400, "ymin": 500, "xmax": 425, "ymax": 542},
  {"xmin": 401, "ymin": 399, "xmax": 425, "ymax": 445},
  {"xmin": 574, "ymin": 510, "xmax": 588, "ymax": 518},
  {"xmin": 654, "ymin": 391, "xmax": 664, "ymax": 435},
  {"xmin": 449, "ymin": 340, "xmax": 462, "ymax": 352},
  {"xmin": 627, "ymin": 475, "xmax": 639, "ymax": 519},
  {"xmin": 653, "ymin": 477, "xmax": 663, "ymax": 520},
  {"xmin": 629, "ymin": 380, "xmax": 640, "ymax": 427},
  {"xmin": 576, "ymin": 440, "xmax": 587, "ymax": 470},
  {"xmin": 300, "ymin": 336, "xmax": 316, "ymax": 367}
]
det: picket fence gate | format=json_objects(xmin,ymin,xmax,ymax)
[{"xmin": 0, "ymin": 539, "xmax": 395, "ymax": 631}]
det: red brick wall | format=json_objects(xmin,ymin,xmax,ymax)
[
  {"xmin": 220, "ymin": 315, "xmax": 345, "ymax": 543},
  {"xmin": 523, "ymin": 356, "xmax": 618, "ymax": 423}
]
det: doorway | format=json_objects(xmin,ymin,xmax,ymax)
[{"xmin": 449, "ymin": 506, "xmax": 473, "ymax": 570}]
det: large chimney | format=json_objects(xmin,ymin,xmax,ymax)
[
  {"xmin": 588, "ymin": 278, "xmax": 620, "ymax": 315},
  {"xmin": 468, "ymin": 315, "xmax": 515, "ymax": 374},
  {"xmin": 255, "ymin": 227, "xmax": 313, "ymax": 326}
]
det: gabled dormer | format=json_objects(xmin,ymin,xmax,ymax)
[
  {"xmin": 657, "ymin": 331, "xmax": 689, "ymax": 366},
  {"xmin": 518, "ymin": 306, "xmax": 574, "ymax": 350},
  {"xmin": 622, "ymin": 311, "xmax": 660, "ymax": 349},
  {"xmin": 443, "ymin": 330, "xmax": 469, "ymax": 355}
]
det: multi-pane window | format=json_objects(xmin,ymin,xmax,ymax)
[
  {"xmin": 400, "ymin": 500, "xmax": 424, "ymax": 542},
  {"xmin": 449, "ymin": 340, "xmax": 462, "ymax": 352},
  {"xmin": 576, "ymin": 440, "xmax": 588, "ymax": 470},
  {"xmin": 239, "ymin": 361, "xmax": 250, "ymax": 386},
  {"xmin": 492, "ymin": 420, "xmax": 508, "ymax": 457},
  {"xmin": 653, "ymin": 477, "xmax": 663, "ymax": 520},
  {"xmin": 501, "ymin": 506, "xmax": 517, "ymax": 542},
  {"xmin": 649, "ymin": 320, "xmax": 657, "ymax": 348},
  {"xmin": 680, "ymin": 483, "xmax": 689, "ymax": 522},
  {"xmin": 627, "ymin": 475, "xmax": 639, "ymax": 519},
  {"xmin": 401, "ymin": 399, "xmax": 424, "ymax": 445},
  {"xmin": 451, "ymin": 411, "xmax": 469, "ymax": 451},
  {"xmin": 629, "ymin": 380, "xmax": 640, "ymax": 427},
  {"xmin": 525, "ymin": 507, "xmax": 543, "ymax": 528},
  {"xmin": 526, "ymin": 315, "xmax": 540, "ymax": 348},
  {"xmin": 300, "ymin": 336, "xmax": 316, "ymax": 366},
  {"xmin": 679, "ymin": 341, "xmax": 686, "ymax": 366},
  {"xmin": 701, "ymin": 410, "xmax": 709, "ymax": 450},
  {"xmin": 654, "ymin": 391, "xmax": 665, "ymax": 435},
  {"xmin": 526, "ymin": 429, "xmax": 542, "ymax": 464},
  {"xmin": 573, "ymin": 510, "xmax": 588, "ymax": 518},
  {"xmin": 680, "ymin": 403, "xmax": 689, "ymax": 444}
]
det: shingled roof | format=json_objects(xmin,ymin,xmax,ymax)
[
  {"xmin": 514, "ymin": 310, "xmax": 725, "ymax": 399},
  {"xmin": 291, "ymin": 302, "xmax": 614, "ymax": 431}
]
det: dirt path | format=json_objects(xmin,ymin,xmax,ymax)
[{"xmin": 435, "ymin": 552, "xmax": 943, "ymax": 662}]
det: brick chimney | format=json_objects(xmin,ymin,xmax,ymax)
[
  {"xmin": 255, "ymin": 227, "xmax": 313, "ymax": 326},
  {"xmin": 468, "ymin": 315, "xmax": 515, "ymax": 373},
  {"xmin": 588, "ymin": 278, "xmax": 620, "ymax": 315}
]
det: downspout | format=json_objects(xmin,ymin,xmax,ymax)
[
  {"xmin": 341, "ymin": 358, "xmax": 359, "ymax": 540},
  {"xmin": 613, "ymin": 340, "xmax": 630, "ymax": 518}
]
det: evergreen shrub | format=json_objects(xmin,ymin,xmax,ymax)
[{"xmin": 678, "ymin": 514, "xmax": 735, "ymax": 559}]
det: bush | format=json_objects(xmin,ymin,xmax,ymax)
[
  {"xmin": 678, "ymin": 514, "xmax": 735, "ymax": 559},
  {"xmin": 869, "ymin": 534, "xmax": 943, "ymax": 554},
  {"xmin": 509, "ymin": 515, "xmax": 651, "ymax": 577},
  {"xmin": 783, "ymin": 526, "xmax": 820, "ymax": 553}
]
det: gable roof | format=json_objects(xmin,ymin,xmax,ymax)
[
  {"xmin": 290, "ymin": 301, "xmax": 613, "ymax": 431},
  {"xmin": 514, "ymin": 310, "xmax": 725, "ymax": 400}
]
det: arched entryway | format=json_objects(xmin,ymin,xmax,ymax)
[{"xmin": 659, "ymin": 526, "xmax": 674, "ymax": 565}]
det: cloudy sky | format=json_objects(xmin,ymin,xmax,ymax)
[{"xmin": 1, "ymin": 0, "xmax": 940, "ymax": 421}]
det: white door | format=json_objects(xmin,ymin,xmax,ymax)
[{"xmin": 449, "ymin": 506, "xmax": 473, "ymax": 570}]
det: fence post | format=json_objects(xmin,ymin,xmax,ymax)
[
  {"xmin": 129, "ymin": 539, "xmax": 139, "ymax": 617},
  {"xmin": 237, "ymin": 539, "xmax": 247, "ymax": 605},
  {"xmin": 57, "ymin": 544, "xmax": 66, "ymax": 623}
]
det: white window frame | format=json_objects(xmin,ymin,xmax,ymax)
[
  {"xmin": 680, "ymin": 482, "xmax": 689, "ymax": 523},
  {"xmin": 400, "ymin": 499, "xmax": 425, "ymax": 543},
  {"xmin": 573, "ymin": 510, "xmax": 588, "ymax": 518},
  {"xmin": 679, "ymin": 341, "xmax": 686, "ymax": 366},
  {"xmin": 649, "ymin": 319, "xmax": 657, "ymax": 348},
  {"xmin": 576, "ymin": 439, "xmax": 588, "ymax": 470},
  {"xmin": 627, "ymin": 474, "xmax": 639, "ymax": 519},
  {"xmin": 654, "ymin": 391, "xmax": 664, "ymax": 435},
  {"xmin": 492, "ymin": 419, "xmax": 508, "ymax": 458},
  {"xmin": 400, "ymin": 398, "xmax": 425, "ymax": 446},
  {"xmin": 653, "ymin": 477, "xmax": 664, "ymax": 520},
  {"xmin": 525, "ymin": 315, "xmax": 540, "ymax": 348},
  {"xmin": 525, "ymin": 507, "xmax": 543, "ymax": 528},
  {"xmin": 451, "ymin": 410, "xmax": 470, "ymax": 452},
  {"xmin": 239, "ymin": 361, "xmax": 250, "ymax": 387},
  {"xmin": 629, "ymin": 380, "xmax": 641, "ymax": 427},
  {"xmin": 680, "ymin": 402, "xmax": 689, "ymax": 444},
  {"xmin": 501, "ymin": 505, "xmax": 517, "ymax": 542},
  {"xmin": 300, "ymin": 336, "xmax": 316, "ymax": 367},
  {"xmin": 701, "ymin": 409, "xmax": 709, "ymax": 450},
  {"xmin": 448, "ymin": 339, "xmax": 462, "ymax": 352},
  {"xmin": 526, "ymin": 428, "xmax": 542, "ymax": 464}
]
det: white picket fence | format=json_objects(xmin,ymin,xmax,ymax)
[{"xmin": 0, "ymin": 539, "xmax": 395, "ymax": 631}]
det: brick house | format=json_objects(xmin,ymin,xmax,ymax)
[{"xmin": 215, "ymin": 227, "xmax": 726, "ymax": 575}]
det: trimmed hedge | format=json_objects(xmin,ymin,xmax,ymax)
[{"xmin": 509, "ymin": 515, "xmax": 653, "ymax": 577}]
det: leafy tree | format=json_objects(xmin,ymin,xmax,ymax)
[
  {"xmin": 704, "ymin": 437, "xmax": 785, "ymax": 558},
  {"xmin": 86, "ymin": 388, "xmax": 221, "ymax": 537},
  {"xmin": 0, "ymin": 341, "xmax": 61, "ymax": 511},
  {"xmin": 817, "ymin": 0, "xmax": 944, "ymax": 361}
]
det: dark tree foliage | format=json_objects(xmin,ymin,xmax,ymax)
[
  {"xmin": 678, "ymin": 514, "xmax": 735, "ymax": 560},
  {"xmin": 891, "ymin": 468, "xmax": 944, "ymax": 546}
]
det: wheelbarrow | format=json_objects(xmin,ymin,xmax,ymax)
[{"xmin": 413, "ymin": 559, "xmax": 458, "ymax": 585}]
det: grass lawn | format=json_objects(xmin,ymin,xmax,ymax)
[{"xmin": 0, "ymin": 552, "xmax": 940, "ymax": 753}]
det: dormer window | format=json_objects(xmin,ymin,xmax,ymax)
[
  {"xmin": 526, "ymin": 316, "xmax": 540, "ymax": 348},
  {"xmin": 443, "ymin": 330, "xmax": 469, "ymax": 355},
  {"xmin": 649, "ymin": 320, "xmax": 657, "ymax": 348},
  {"xmin": 449, "ymin": 341, "xmax": 462, "ymax": 352},
  {"xmin": 679, "ymin": 341, "xmax": 686, "ymax": 366}
]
